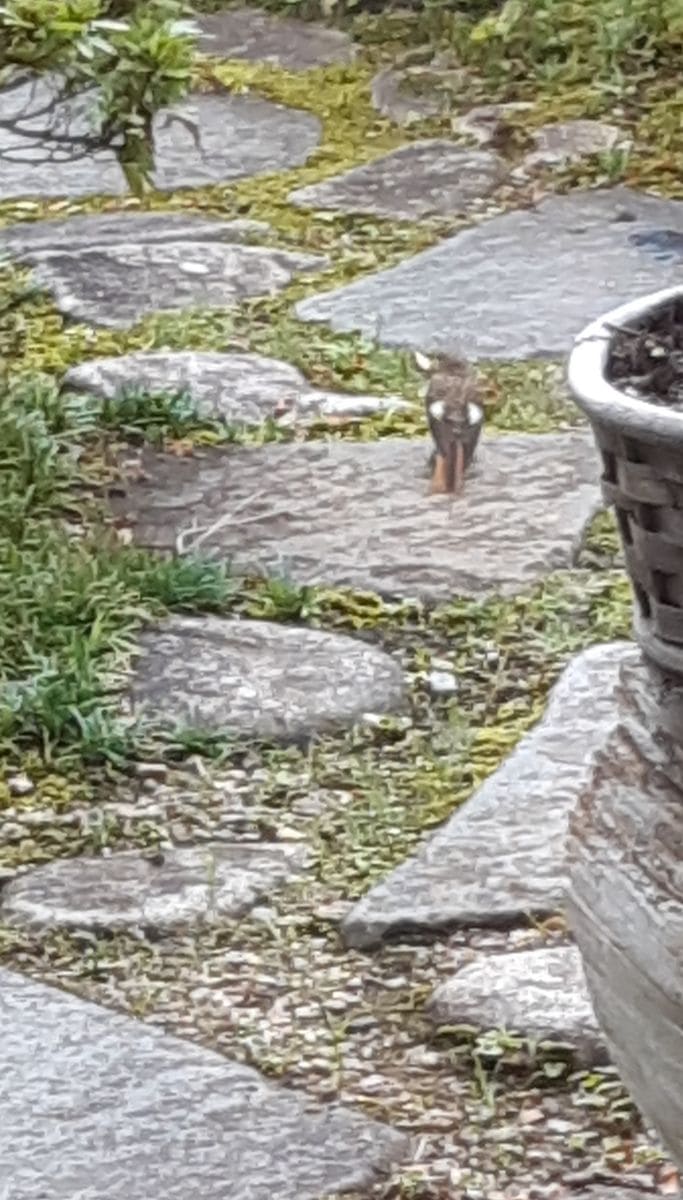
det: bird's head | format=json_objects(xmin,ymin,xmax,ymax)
[{"xmin": 414, "ymin": 350, "xmax": 470, "ymax": 378}]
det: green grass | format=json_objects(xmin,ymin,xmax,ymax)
[
  {"xmin": 0, "ymin": 373, "xmax": 244, "ymax": 766},
  {"xmin": 0, "ymin": 0, "xmax": 638, "ymax": 859}
]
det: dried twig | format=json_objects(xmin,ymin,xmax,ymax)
[{"xmin": 175, "ymin": 492, "xmax": 263, "ymax": 556}]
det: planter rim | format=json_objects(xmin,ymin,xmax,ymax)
[{"xmin": 568, "ymin": 284, "xmax": 683, "ymax": 445}]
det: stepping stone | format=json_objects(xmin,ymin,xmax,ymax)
[
  {"xmin": 341, "ymin": 643, "xmax": 636, "ymax": 948},
  {"xmin": 63, "ymin": 351, "xmax": 410, "ymax": 427},
  {"xmin": 520, "ymin": 119, "xmax": 624, "ymax": 171},
  {"xmin": 23, "ymin": 241, "xmax": 326, "ymax": 329},
  {"xmin": 289, "ymin": 140, "xmax": 507, "ymax": 221},
  {"xmin": 0, "ymin": 968, "xmax": 406, "ymax": 1199},
  {"xmin": 110, "ymin": 432, "xmax": 600, "ymax": 602},
  {"xmin": 0, "ymin": 211, "xmax": 270, "ymax": 257},
  {"xmin": 124, "ymin": 616, "xmax": 405, "ymax": 739},
  {"xmin": 371, "ymin": 66, "xmax": 462, "ymax": 126},
  {"xmin": 0, "ymin": 78, "xmax": 320, "ymax": 199},
  {"xmin": 196, "ymin": 6, "xmax": 356, "ymax": 68},
  {"xmin": 151, "ymin": 93, "xmax": 320, "ymax": 192},
  {"xmin": 1, "ymin": 843, "xmax": 309, "ymax": 934},
  {"xmin": 428, "ymin": 945, "xmax": 607, "ymax": 1065},
  {"xmin": 453, "ymin": 102, "xmax": 533, "ymax": 146},
  {"xmin": 296, "ymin": 186, "xmax": 683, "ymax": 359}
]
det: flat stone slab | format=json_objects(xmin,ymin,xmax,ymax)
[
  {"xmin": 296, "ymin": 186, "xmax": 683, "ymax": 359},
  {"xmin": 0, "ymin": 212, "xmax": 270, "ymax": 257},
  {"xmin": 427, "ymin": 946, "xmax": 607, "ymax": 1066},
  {"xmin": 24, "ymin": 241, "xmax": 326, "ymax": 329},
  {"xmin": 0, "ymin": 77, "xmax": 320, "ymax": 199},
  {"xmin": 453, "ymin": 102, "xmax": 533, "ymax": 146},
  {"xmin": 124, "ymin": 616, "xmax": 405, "ymax": 739},
  {"xmin": 342, "ymin": 643, "xmax": 636, "ymax": 948},
  {"xmin": 521, "ymin": 119, "xmax": 623, "ymax": 171},
  {"xmin": 110, "ymin": 433, "xmax": 600, "ymax": 602},
  {"xmin": 289, "ymin": 140, "xmax": 506, "ymax": 221},
  {"xmin": 0, "ymin": 968, "xmax": 406, "ymax": 1199},
  {"xmin": 197, "ymin": 6, "xmax": 355, "ymax": 67},
  {"xmin": 63, "ymin": 351, "xmax": 410, "ymax": 427},
  {"xmin": 1, "ymin": 843, "xmax": 308, "ymax": 933},
  {"xmin": 371, "ymin": 67, "xmax": 462, "ymax": 126}
]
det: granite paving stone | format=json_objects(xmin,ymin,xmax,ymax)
[
  {"xmin": 289, "ymin": 140, "xmax": 507, "ymax": 221},
  {"xmin": 0, "ymin": 967, "xmax": 406, "ymax": 1200},
  {"xmin": 23, "ymin": 240, "xmax": 327, "ymax": 328},
  {"xmin": 196, "ymin": 6, "xmax": 356, "ymax": 68},
  {"xmin": 63, "ymin": 351, "xmax": 410, "ymax": 427},
  {"xmin": 0, "ymin": 211, "xmax": 271, "ymax": 257},
  {"xmin": 0, "ymin": 78, "xmax": 320, "ymax": 199},
  {"xmin": 521, "ymin": 119, "xmax": 624, "ymax": 171},
  {"xmin": 296, "ymin": 187, "xmax": 683, "ymax": 359},
  {"xmin": 109, "ymin": 433, "xmax": 601, "ymax": 602},
  {"xmin": 1, "ymin": 843, "xmax": 310, "ymax": 934},
  {"xmin": 124, "ymin": 616, "xmax": 405, "ymax": 739},
  {"xmin": 370, "ymin": 66, "xmax": 462, "ymax": 126},
  {"xmin": 427, "ymin": 945, "xmax": 608, "ymax": 1066},
  {"xmin": 341, "ymin": 643, "xmax": 636, "ymax": 948}
]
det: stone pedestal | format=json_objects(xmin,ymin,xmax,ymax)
[{"xmin": 566, "ymin": 653, "xmax": 683, "ymax": 1167}]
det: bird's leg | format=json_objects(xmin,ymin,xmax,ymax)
[
  {"xmin": 439, "ymin": 441, "xmax": 465, "ymax": 494},
  {"xmin": 452, "ymin": 441, "xmax": 465, "ymax": 495},
  {"xmin": 430, "ymin": 451, "xmax": 449, "ymax": 493}
]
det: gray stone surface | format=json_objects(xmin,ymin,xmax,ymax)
[
  {"xmin": 125, "ymin": 616, "xmax": 405, "ymax": 739},
  {"xmin": 63, "ymin": 350, "xmax": 410, "ymax": 427},
  {"xmin": 1, "ymin": 843, "xmax": 308, "ymax": 933},
  {"xmin": 25, "ymin": 241, "xmax": 326, "ymax": 329},
  {"xmin": 0, "ymin": 211, "xmax": 270, "ymax": 257},
  {"xmin": 371, "ymin": 67, "xmax": 461, "ymax": 126},
  {"xmin": 341, "ymin": 643, "xmax": 636, "ymax": 948},
  {"xmin": 151, "ymin": 93, "xmax": 321, "ymax": 192},
  {"xmin": 453, "ymin": 102, "xmax": 533, "ymax": 146},
  {"xmin": 296, "ymin": 186, "xmax": 683, "ymax": 359},
  {"xmin": 289, "ymin": 140, "xmax": 507, "ymax": 221},
  {"xmin": 521, "ymin": 119, "xmax": 624, "ymax": 171},
  {"xmin": 0, "ymin": 77, "xmax": 320, "ymax": 199},
  {"xmin": 110, "ymin": 432, "xmax": 601, "ymax": 602},
  {"xmin": 197, "ymin": 6, "xmax": 355, "ymax": 68},
  {"xmin": 427, "ymin": 946, "xmax": 607, "ymax": 1066},
  {"xmin": 0, "ymin": 967, "xmax": 406, "ymax": 1199}
]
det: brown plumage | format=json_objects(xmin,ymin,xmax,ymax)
[{"xmin": 423, "ymin": 355, "xmax": 484, "ymax": 494}]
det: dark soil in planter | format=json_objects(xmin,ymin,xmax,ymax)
[{"xmin": 607, "ymin": 296, "xmax": 683, "ymax": 409}]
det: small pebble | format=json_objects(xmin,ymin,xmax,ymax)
[
  {"xmin": 428, "ymin": 669, "xmax": 459, "ymax": 697},
  {"xmin": 347, "ymin": 1014, "xmax": 378, "ymax": 1033},
  {"xmin": 7, "ymin": 773, "xmax": 34, "ymax": 797},
  {"xmin": 134, "ymin": 762, "xmax": 168, "ymax": 781},
  {"xmin": 546, "ymin": 1118, "xmax": 578, "ymax": 1135},
  {"xmin": 357, "ymin": 1073, "xmax": 387, "ymax": 1093}
]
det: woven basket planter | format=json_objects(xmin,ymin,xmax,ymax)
[
  {"xmin": 569, "ymin": 284, "xmax": 683, "ymax": 678},
  {"xmin": 568, "ymin": 289, "xmax": 683, "ymax": 1171}
]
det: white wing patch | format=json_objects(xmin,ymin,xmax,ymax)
[
  {"xmin": 468, "ymin": 401, "xmax": 484, "ymax": 426},
  {"xmin": 429, "ymin": 399, "xmax": 446, "ymax": 420}
]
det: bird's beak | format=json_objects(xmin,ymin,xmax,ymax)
[{"xmin": 414, "ymin": 351, "xmax": 432, "ymax": 373}]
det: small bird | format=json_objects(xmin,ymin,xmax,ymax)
[{"xmin": 416, "ymin": 352, "xmax": 484, "ymax": 494}]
